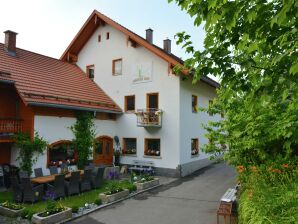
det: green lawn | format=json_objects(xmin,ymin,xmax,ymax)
[{"xmin": 0, "ymin": 180, "xmax": 134, "ymax": 215}]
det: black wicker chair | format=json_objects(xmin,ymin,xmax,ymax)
[
  {"xmin": 19, "ymin": 170, "xmax": 29, "ymax": 179},
  {"xmin": 46, "ymin": 174, "xmax": 66, "ymax": 199},
  {"xmin": 80, "ymin": 169, "xmax": 92, "ymax": 192},
  {"xmin": 65, "ymin": 171, "xmax": 80, "ymax": 196},
  {"xmin": 21, "ymin": 178, "xmax": 43, "ymax": 203},
  {"xmin": 34, "ymin": 168, "xmax": 43, "ymax": 177},
  {"xmin": 49, "ymin": 166, "xmax": 58, "ymax": 175},
  {"xmin": 10, "ymin": 176, "xmax": 23, "ymax": 203},
  {"xmin": 91, "ymin": 167, "xmax": 105, "ymax": 189}
]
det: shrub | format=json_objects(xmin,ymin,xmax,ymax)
[
  {"xmin": 238, "ymin": 164, "xmax": 298, "ymax": 224},
  {"xmin": 94, "ymin": 198, "xmax": 102, "ymax": 206},
  {"xmin": 105, "ymin": 181, "xmax": 124, "ymax": 195},
  {"xmin": 127, "ymin": 184, "xmax": 137, "ymax": 193},
  {"xmin": 71, "ymin": 205, "xmax": 79, "ymax": 213},
  {"xmin": 39, "ymin": 200, "xmax": 66, "ymax": 217},
  {"xmin": 21, "ymin": 208, "xmax": 35, "ymax": 220},
  {"xmin": 1, "ymin": 201, "xmax": 23, "ymax": 210}
]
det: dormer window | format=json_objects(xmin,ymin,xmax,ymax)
[{"xmin": 86, "ymin": 65, "xmax": 95, "ymax": 80}]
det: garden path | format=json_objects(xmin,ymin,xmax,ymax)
[{"xmin": 70, "ymin": 163, "xmax": 236, "ymax": 224}]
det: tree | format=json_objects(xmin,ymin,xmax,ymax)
[
  {"xmin": 169, "ymin": 0, "xmax": 298, "ymax": 165},
  {"xmin": 71, "ymin": 112, "xmax": 96, "ymax": 169}
]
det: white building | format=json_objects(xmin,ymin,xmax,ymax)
[{"xmin": 0, "ymin": 10, "xmax": 220, "ymax": 177}]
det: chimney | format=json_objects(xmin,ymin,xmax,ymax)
[
  {"xmin": 146, "ymin": 28, "xmax": 153, "ymax": 44},
  {"xmin": 163, "ymin": 38, "xmax": 171, "ymax": 54},
  {"xmin": 4, "ymin": 30, "xmax": 18, "ymax": 56}
]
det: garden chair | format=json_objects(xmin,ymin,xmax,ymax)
[
  {"xmin": 10, "ymin": 176, "xmax": 23, "ymax": 203},
  {"xmin": 34, "ymin": 168, "xmax": 43, "ymax": 177},
  {"xmin": 0, "ymin": 166, "xmax": 4, "ymax": 188},
  {"xmin": 19, "ymin": 170, "xmax": 29, "ymax": 179},
  {"xmin": 21, "ymin": 178, "xmax": 43, "ymax": 203},
  {"xmin": 91, "ymin": 167, "xmax": 105, "ymax": 189},
  {"xmin": 65, "ymin": 171, "xmax": 80, "ymax": 195},
  {"xmin": 80, "ymin": 169, "xmax": 92, "ymax": 192},
  {"xmin": 46, "ymin": 174, "xmax": 66, "ymax": 199},
  {"xmin": 85, "ymin": 163, "xmax": 95, "ymax": 171},
  {"xmin": 49, "ymin": 166, "xmax": 58, "ymax": 175}
]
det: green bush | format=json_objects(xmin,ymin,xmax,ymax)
[
  {"xmin": 94, "ymin": 198, "xmax": 102, "ymax": 206},
  {"xmin": 71, "ymin": 205, "xmax": 79, "ymax": 213},
  {"xmin": 21, "ymin": 208, "xmax": 35, "ymax": 220},
  {"xmin": 238, "ymin": 164, "xmax": 298, "ymax": 224},
  {"xmin": 105, "ymin": 181, "xmax": 124, "ymax": 195}
]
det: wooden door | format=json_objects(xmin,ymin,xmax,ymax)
[{"xmin": 93, "ymin": 136, "xmax": 113, "ymax": 165}]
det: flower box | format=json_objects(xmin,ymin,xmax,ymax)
[
  {"xmin": 0, "ymin": 205, "xmax": 24, "ymax": 217},
  {"xmin": 135, "ymin": 178, "xmax": 159, "ymax": 191},
  {"xmin": 31, "ymin": 207, "xmax": 72, "ymax": 224},
  {"xmin": 99, "ymin": 189, "xmax": 129, "ymax": 204}
]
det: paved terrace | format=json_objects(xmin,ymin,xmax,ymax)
[{"xmin": 70, "ymin": 163, "xmax": 236, "ymax": 224}]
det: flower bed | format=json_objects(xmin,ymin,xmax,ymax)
[
  {"xmin": 99, "ymin": 189, "xmax": 129, "ymax": 204},
  {"xmin": 31, "ymin": 207, "xmax": 72, "ymax": 224},
  {"xmin": 0, "ymin": 201, "xmax": 24, "ymax": 217},
  {"xmin": 135, "ymin": 178, "xmax": 159, "ymax": 191}
]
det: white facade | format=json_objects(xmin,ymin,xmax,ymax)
[
  {"xmin": 75, "ymin": 24, "xmax": 220, "ymax": 176},
  {"xmin": 10, "ymin": 23, "xmax": 220, "ymax": 177}
]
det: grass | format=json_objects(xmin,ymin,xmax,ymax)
[
  {"xmin": 0, "ymin": 180, "xmax": 134, "ymax": 215},
  {"xmin": 238, "ymin": 166, "xmax": 298, "ymax": 224}
]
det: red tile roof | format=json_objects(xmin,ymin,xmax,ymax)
[{"xmin": 0, "ymin": 43, "xmax": 121, "ymax": 113}]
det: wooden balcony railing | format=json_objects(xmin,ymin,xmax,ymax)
[
  {"xmin": 0, "ymin": 118, "xmax": 23, "ymax": 133},
  {"xmin": 136, "ymin": 109, "xmax": 163, "ymax": 127}
]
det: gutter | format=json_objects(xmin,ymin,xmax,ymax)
[
  {"xmin": 0, "ymin": 79, "xmax": 15, "ymax": 84},
  {"xmin": 28, "ymin": 102, "xmax": 123, "ymax": 114}
]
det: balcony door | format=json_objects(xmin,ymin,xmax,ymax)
[
  {"xmin": 147, "ymin": 93, "xmax": 159, "ymax": 110},
  {"xmin": 93, "ymin": 136, "xmax": 113, "ymax": 165}
]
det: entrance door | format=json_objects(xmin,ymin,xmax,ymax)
[{"xmin": 93, "ymin": 136, "xmax": 113, "ymax": 165}]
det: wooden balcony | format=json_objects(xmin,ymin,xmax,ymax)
[
  {"xmin": 0, "ymin": 118, "xmax": 23, "ymax": 133},
  {"xmin": 136, "ymin": 109, "xmax": 163, "ymax": 127}
]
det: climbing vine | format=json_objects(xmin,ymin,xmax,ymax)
[
  {"xmin": 71, "ymin": 112, "xmax": 96, "ymax": 169},
  {"xmin": 15, "ymin": 132, "xmax": 48, "ymax": 176}
]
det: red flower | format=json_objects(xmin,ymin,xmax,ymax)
[{"xmin": 282, "ymin": 164, "xmax": 289, "ymax": 168}]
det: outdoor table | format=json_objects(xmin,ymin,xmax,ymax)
[{"xmin": 31, "ymin": 170, "xmax": 84, "ymax": 184}]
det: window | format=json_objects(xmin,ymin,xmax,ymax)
[
  {"xmin": 145, "ymin": 139, "xmax": 160, "ymax": 157},
  {"xmin": 209, "ymin": 100, "xmax": 213, "ymax": 116},
  {"xmin": 123, "ymin": 138, "xmax": 137, "ymax": 155},
  {"xmin": 48, "ymin": 141, "xmax": 77, "ymax": 167},
  {"xmin": 125, "ymin": 95, "xmax": 135, "ymax": 112},
  {"xmin": 106, "ymin": 32, "xmax": 110, "ymax": 40},
  {"xmin": 112, "ymin": 59, "xmax": 122, "ymax": 75},
  {"xmin": 86, "ymin": 65, "xmax": 95, "ymax": 80},
  {"xmin": 192, "ymin": 95, "xmax": 198, "ymax": 113},
  {"xmin": 147, "ymin": 93, "xmax": 159, "ymax": 109},
  {"xmin": 191, "ymin": 139, "xmax": 199, "ymax": 156},
  {"xmin": 98, "ymin": 35, "xmax": 101, "ymax": 42}
]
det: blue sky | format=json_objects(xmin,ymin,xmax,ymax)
[{"xmin": 0, "ymin": 0, "xmax": 205, "ymax": 60}]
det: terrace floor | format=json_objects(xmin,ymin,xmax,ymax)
[{"xmin": 69, "ymin": 163, "xmax": 236, "ymax": 224}]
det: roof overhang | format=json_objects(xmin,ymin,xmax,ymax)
[{"xmin": 28, "ymin": 102, "xmax": 123, "ymax": 114}]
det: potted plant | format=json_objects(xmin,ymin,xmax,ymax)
[
  {"xmin": 0, "ymin": 201, "xmax": 24, "ymax": 217},
  {"xmin": 134, "ymin": 173, "xmax": 159, "ymax": 191},
  {"xmin": 99, "ymin": 181, "xmax": 129, "ymax": 204},
  {"xmin": 31, "ymin": 200, "xmax": 72, "ymax": 224}
]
